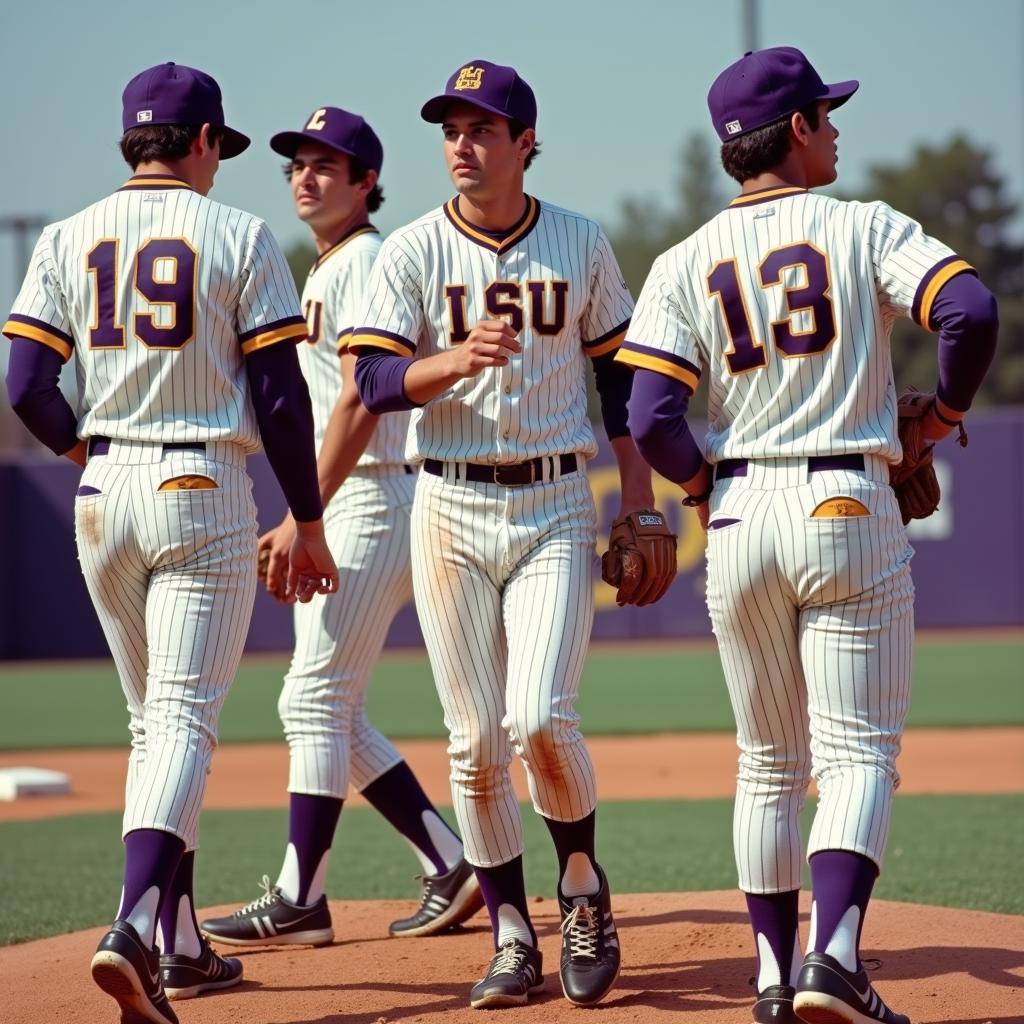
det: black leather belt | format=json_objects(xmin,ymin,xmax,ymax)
[
  {"xmin": 88, "ymin": 436, "xmax": 206, "ymax": 457},
  {"xmin": 423, "ymin": 453, "xmax": 580, "ymax": 486},
  {"xmin": 716, "ymin": 454, "xmax": 865, "ymax": 480}
]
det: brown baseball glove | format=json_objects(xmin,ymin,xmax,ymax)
[
  {"xmin": 601, "ymin": 508, "xmax": 677, "ymax": 606},
  {"xmin": 890, "ymin": 389, "xmax": 944, "ymax": 524}
]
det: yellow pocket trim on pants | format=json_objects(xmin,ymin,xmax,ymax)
[
  {"xmin": 810, "ymin": 497, "xmax": 870, "ymax": 518},
  {"xmin": 157, "ymin": 475, "xmax": 218, "ymax": 491}
]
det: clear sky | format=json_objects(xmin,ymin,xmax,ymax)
[{"xmin": 1, "ymin": 0, "xmax": 1022, "ymax": 321}]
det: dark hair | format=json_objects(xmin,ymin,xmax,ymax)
[
  {"xmin": 720, "ymin": 102, "xmax": 821, "ymax": 183},
  {"xmin": 348, "ymin": 156, "xmax": 384, "ymax": 213},
  {"xmin": 119, "ymin": 123, "xmax": 223, "ymax": 169},
  {"xmin": 509, "ymin": 118, "xmax": 541, "ymax": 171}
]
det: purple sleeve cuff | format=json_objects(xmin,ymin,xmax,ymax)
[
  {"xmin": 245, "ymin": 344, "xmax": 323, "ymax": 522},
  {"xmin": 627, "ymin": 368, "xmax": 704, "ymax": 484},
  {"xmin": 591, "ymin": 351, "xmax": 632, "ymax": 439},
  {"xmin": 5, "ymin": 336, "xmax": 79, "ymax": 455},
  {"xmin": 354, "ymin": 350, "xmax": 420, "ymax": 413},
  {"xmin": 930, "ymin": 273, "xmax": 999, "ymax": 413}
]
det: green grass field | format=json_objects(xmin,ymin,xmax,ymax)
[
  {"xmin": 2, "ymin": 794, "xmax": 1021, "ymax": 946},
  {"xmin": 1, "ymin": 633, "xmax": 1021, "ymax": 947},
  {"xmin": 1, "ymin": 633, "xmax": 1021, "ymax": 750}
]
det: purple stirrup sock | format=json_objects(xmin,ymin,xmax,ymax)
[
  {"xmin": 117, "ymin": 829, "xmax": 185, "ymax": 944},
  {"xmin": 808, "ymin": 850, "xmax": 878, "ymax": 965},
  {"xmin": 289, "ymin": 793, "xmax": 344, "ymax": 905},
  {"xmin": 157, "ymin": 851, "xmax": 201, "ymax": 955},
  {"xmin": 360, "ymin": 761, "xmax": 455, "ymax": 876},
  {"xmin": 474, "ymin": 855, "xmax": 536, "ymax": 949},
  {"xmin": 746, "ymin": 889, "xmax": 800, "ymax": 988},
  {"xmin": 542, "ymin": 810, "xmax": 597, "ymax": 884}
]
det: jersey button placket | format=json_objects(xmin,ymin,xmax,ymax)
[{"xmin": 494, "ymin": 248, "xmax": 518, "ymax": 461}]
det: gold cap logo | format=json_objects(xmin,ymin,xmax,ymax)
[
  {"xmin": 454, "ymin": 67, "xmax": 484, "ymax": 91},
  {"xmin": 305, "ymin": 109, "xmax": 328, "ymax": 131}
]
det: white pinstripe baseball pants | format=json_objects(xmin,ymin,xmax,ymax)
[
  {"xmin": 74, "ymin": 440, "xmax": 257, "ymax": 851},
  {"xmin": 704, "ymin": 456, "xmax": 915, "ymax": 894},
  {"xmin": 278, "ymin": 467, "xmax": 415, "ymax": 798},
  {"xmin": 411, "ymin": 463, "xmax": 598, "ymax": 868}
]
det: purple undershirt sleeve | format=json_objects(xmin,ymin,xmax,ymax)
[
  {"xmin": 928, "ymin": 273, "xmax": 999, "ymax": 413},
  {"xmin": 627, "ymin": 368, "xmax": 704, "ymax": 485},
  {"xmin": 591, "ymin": 351, "xmax": 632, "ymax": 439},
  {"xmin": 354, "ymin": 350, "xmax": 420, "ymax": 413},
  {"xmin": 245, "ymin": 342, "xmax": 323, "ymax": 523},
  {"xmin": 5, "ymin": 337, "xmax": 79, "ymax": 455}
]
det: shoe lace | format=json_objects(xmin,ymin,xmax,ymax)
[
  {"xmin": 490, "ymin": 940, "xmax": 530, "ymax": 976},
  {"xmin": 560, "ymin": 901, "xmax": 599, "ymax": 959},
  {"xmin": 235, "ymin": 875, "xmax": 278, "ymax": 916}
]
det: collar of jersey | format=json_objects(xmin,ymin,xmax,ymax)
[
  {"xmin": 443, "ymin": 195, "xmax": 541, "ymax": 255},
  {"xmin": 118, "ymin": 173, "xmax": 193, "ymax": 192},
  {"xmin": 311, "ymin": 223, "xmax": 378, "ymax": 273},
  {"xmin": 729, "ymin": 186, "xmax": 807, "ymax": 208}
]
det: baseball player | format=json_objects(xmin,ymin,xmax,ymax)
[
  {"xmin": 4, "ymin": 63, "xmax": 338, "ymax": 1024},
  {"xmin": 619, "ymin": 47, "xmax": 998, "ymax": 1024},
  {"xmin": 200, "ymin": 107, "xmax": 482, "ymax": 950},
  {"xmin": 353, "ymin": 60, "xmax": 671, "ymax": 1010}
]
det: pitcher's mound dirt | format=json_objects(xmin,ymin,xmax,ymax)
[{"xmin": 3, "ymin": 891, "xmax": 1021, "ymax": 1024}]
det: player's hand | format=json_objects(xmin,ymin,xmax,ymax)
[
  {"xmin": 259, "ymin": 514, "xmax": 297, "ymax": 603},
  {"xmin": 447, "ymin": 320, "xmax": 521, "ymax": 378},
  {"xmin": 693, "ymin": 501, "xmax": 710, "ymax": 531},
  {"xmin": 286, "ymin": 519, "xmax": 339, "ymax": 604}
]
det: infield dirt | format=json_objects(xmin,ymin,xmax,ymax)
[
  {"xmin": 1, "ymin": 726, "xmax": 1022, "ymax": 821},
  {"xmin": 3, "ymin": 891, "xmax": 1022, "ymax": 1023}
]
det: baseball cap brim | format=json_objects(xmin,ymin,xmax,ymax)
[
  {"xmin": 219, "ymin": 126, "xmax": 251, "ymax": 159},
  {"xmin": 420, "ymin": 93, "xmax": 512, "ymax": 124},
  {"xmin": 270, "ymin": 129, "xmax": 351, "ymax": 160},
  {"xmin": 821, "ymin": 79, "xmax": 859, "ymax": 110}
]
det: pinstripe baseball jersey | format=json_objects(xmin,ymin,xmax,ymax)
[
  {"xmin": 352, "ymin": 196, "xmax": 633, "ymax": 462},
  {"xmin": 297, "ymin": 224, "xmax": 408, "ymax": 466},
  {"xmin": 3, "ymin": 174, "xmax": 306, "ymax": 451},
  {"xmin": 618, "ymin": 188, "xmax": 972, "ymax": 463}
]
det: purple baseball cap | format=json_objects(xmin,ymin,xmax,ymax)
[
  {"xmin": 121, "ymin": 62, "xmax": 250, "ymax": 159},
  {"xmin": 270, "ymin": 107, "xmax": 384, "ymax": 175},
  {"xmin": 420, "ymin": 60, "xmax": 537, "ymax": 129},
  {"xmin": 708, "ymin": 47, "xmax": 858, "ymax": 142}
]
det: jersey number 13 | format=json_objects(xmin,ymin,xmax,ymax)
[{"xmin": 707, "ymin": 241, "xmax": 836, "ymax": 374}]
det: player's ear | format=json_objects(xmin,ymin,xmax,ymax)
[
  {"xmin": 790, "ymin": 111, "xmax": 812, "ymax": 149},
  {"xmin": 515, "ymin": 127, "xmax": 536, "ymax": 162},
  {"xmin": 356, "ymin": 167, "xmax": 378, "ymax": 200},
  {"xmin": 196, "ymin": 123, "xmax": 217, "ymax": 157}
]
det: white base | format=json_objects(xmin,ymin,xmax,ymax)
[{"xmin": 0, "ymin": 766, "xmax": 71, "ymax": 800}]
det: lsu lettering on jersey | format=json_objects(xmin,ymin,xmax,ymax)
[
  {"xmin": 3, "ymin": 174, "xmax": 306, "ymax": 451},
  {"xmin": 352, "ymin": 195, "xmax": 633, "ymax": 462},
  {"xmin": 618, "ymin": 187, "xmax": 973, "ymax": 463},
  {"xmin": 297, "ymin": 224, "xmax": 408, "ymax": 466}
]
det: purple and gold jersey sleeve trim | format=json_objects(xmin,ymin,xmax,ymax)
[
  {"xmin": 3, "ymin": 314, "xmax": 74, "ymax": 361},
  {"xmin": 336, "ymin": 328, "xmax": 354, "ymax": 353},
  {"xmin": 117, "ymin": 174, "xmax": 193, "ymax": 192},
  {"xmin": 616, "ymin": 341, "xmax": 701, "ymax": 392},
  {"xmin": 349, "ymin": 327, "xmax": 417, "ymax": 357},
  {"xmin": 729, "ymin": 186, "xmax": 807, "ymax": 209},
  {"xmin": 443, "ymin": 195, "xmax": 541, "ymax": 255},
  {"xmin": 312, "ymin": 224, "xmax": 378, "ymax": 274},
  {"xmin": 582, "ymin": 320, "xmax": 629, "ymax": 359},
  {"xmin": 912, "ymin": 256, "xmax": 975, "ymax": 331},
  {"xmin": 239, "ymin": 315, "xmax": 307, "ymax": 355}
]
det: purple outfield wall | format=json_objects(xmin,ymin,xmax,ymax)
[{"xmin": 0, "ymin": 409, "xmax": 1021, "ymax": 659}]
